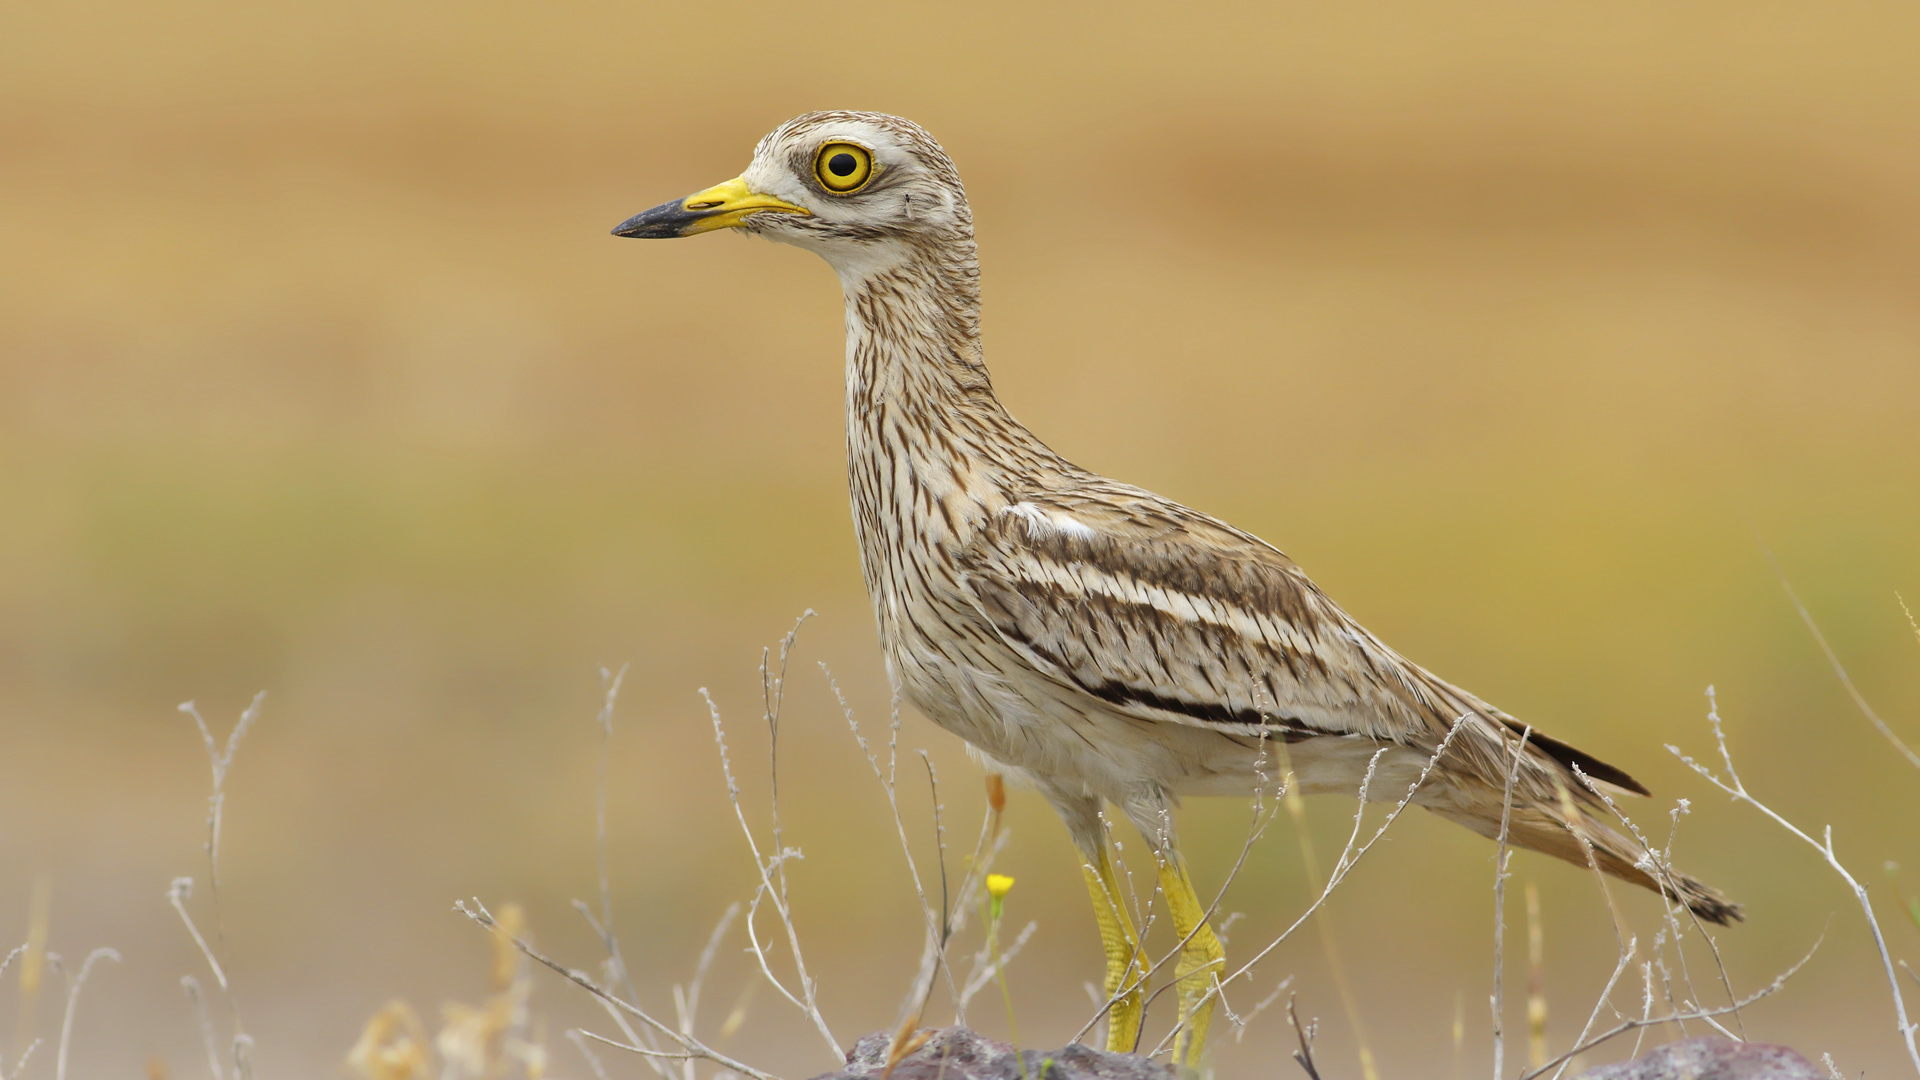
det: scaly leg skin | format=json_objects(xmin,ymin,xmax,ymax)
[
  {"xmin": 1157, "ymin": 854, "xmax": 1226, "ymax": 1070},
  {"xmin": 1081, "ymin": 848, "xmax": 1146, "ymax": 1054}
]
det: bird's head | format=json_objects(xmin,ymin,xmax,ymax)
[{"xmin": 612, "ymin": 112, "xmax": 972, "ymax": 278}]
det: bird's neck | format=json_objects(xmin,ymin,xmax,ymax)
[
  {"xmin": 835, "ymin": 236, "xmax": 1058, "ymax": 470},
  {"xmin": 833, "ymin": 237, "xmax": 1059, "ymax": 582},
  {"xmin": 836, "ymin": 237, "xmax": 992, "ymax": 422}
]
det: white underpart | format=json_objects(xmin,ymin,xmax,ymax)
[{"xmin": 1002, "ymin": 501, "xmax": 1098, "ymax": 541}]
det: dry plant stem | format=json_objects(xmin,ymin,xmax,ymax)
[
  {"xmin": 1543, "ymin": 784, "xmax": 1633, "ymax": 1080},
  {"xmin": 1, "ymin": 1039, "xmax": 41, "ymax": 1080},
  {"xmin": 763, "ymin": 613, "xmax": 815, "ymax": 866},
  {"xmin": 1764, "ymin": 550, "xmax": 1920, "ymax": 771},
  {"xmin": 1525, "ymin": 882, "xmax": 1548, "ymax": 1069},
  {"xmin": 179, "ymin": 694, "xmax": 264, "ymax": 946},
  {"xmin": 952, "ymin": 828, "xmax": 1014, "ymax": 1020},
  {"xmin": 169, "ymin": 878, "xmax": 227, "ymax": 994},
  {"xmin": 1281, "ymin": 754, "xmax": 1379, "ymax": 1080},
  {"xmin": 1547, "ymin": 938, "xmax": 1636, "ymax": 1080},
  {"xmin": 1227, "ymin": 975, "xmax": 1295, "ymax": 1045},
  {"xmin": 700, "ymin": 687, "xmax": 842, "ymax": 1059},
  {"xmin": 0, "ymin": 946, "xmax": 25, "ymax": 1080},
  {"xmin": 1151, "ymin": 714, "xmax": 1474, "ymax": 1047},
  {"xmin": 674, "ymin": 904, "xmax": 744, "ymax": 1080},
  {"xmin": 1671, "ymin": 688, "xmax": 1920, "ymax": 1073},
  {"xmin": 568, "ymin": 1029, "xmax": 615, "ymax": 1080},
  {"xmin": 175, "ymin": 695, "xmax": 260, "ymax": 1073},
  {"xmin": 183, "ymin": 976, "xmax": 224, "ymax": 1080},
  {"xmin": 575, "ymin": 665, "xmax": 677, "ymax": 1079},
  {"xmin": 457, "ymin": 899, "xmax": 781, "ymax": 1080},
  {"xmin": 53, "ymin": 947, "xmax": 117, "ymax": 1080},
  {"xmin": 591, "ymin": 664, "xmax": 644, "ymax": 1008},
  {"xmin": 1491, "ymin": 728, "xmax": 1532, "ymax": 1080},
  {"xmin": 959, "ymin": 922, "xmax": 1038, "ymax": 1008},
  {"xmin": 1568, "ymin": 764, "xmax": 1740, "ymax": 1041},
  {"xmin": 231, "ymin": 1034, "xmax": 254, "ymax": 1080},
  {"xmin": 1516, "ymin": 934, "xmax": 1820, "ymax": 1080},
  {"xmin": 1287, "ymin": 997, "xmax": 1324, "ymax": 1080},
  {"xmin": 572, "ymin": 903, "xmax": 674, "ymax": 1079},
  {"xmin": 823, "ymin": 665, "xmax": 1006, "ymax": 1062}
]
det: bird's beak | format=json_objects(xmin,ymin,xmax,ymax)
[{"xmin": 611, "ymin": 176, "xmax": 810, "ymax": 238}]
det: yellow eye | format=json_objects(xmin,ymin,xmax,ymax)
[{"xmin": 814, "ymin": 142, "xmax": 873, "ymax": 194}]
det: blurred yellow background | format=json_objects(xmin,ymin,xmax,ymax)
[{"xmin": 3, "ymin": 0, "xmax": 1918, "ymax": 1075}]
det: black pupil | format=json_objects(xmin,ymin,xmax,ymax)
[{"xmin": 828, "ymin": 152, "xmax": 859, "ymax": 178}]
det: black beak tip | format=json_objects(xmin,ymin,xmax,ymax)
[
  {"xmin": 612, "ymin": 200, "xmax": 709, "ymax": 239},
  {"xmin": 611, "ymin": 213, "xmax": 667, "ymax": 239}
]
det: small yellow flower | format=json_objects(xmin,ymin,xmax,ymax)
[{"xmin": 986, "ymin": 873, "xmax": 1015, "ymax": 920}]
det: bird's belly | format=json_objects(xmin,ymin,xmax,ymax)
[
  {"xmin": 885, "ymin": 628, "xmax": 1143, "ymax": 794},
  {"xmin": 890, "ymin": 635, "xmax": 1263, "ymax": 802}
]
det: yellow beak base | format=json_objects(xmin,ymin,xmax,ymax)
[{"xmin": 611, "ymin": 177, "xmax": 810, "ymax": 238}]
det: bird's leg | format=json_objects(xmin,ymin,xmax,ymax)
[
  {"xmin": 1080, "ymin": 846, "xmax": 1146, "ymax": 1053},
  {"xmin": 1156, "ymin": 851, "xmax": 1225, "ymax": 1070}
]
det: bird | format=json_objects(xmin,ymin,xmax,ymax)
[{"xmin": 612, "ymin": 111, "xmax": 1740, "ymax": 1067}]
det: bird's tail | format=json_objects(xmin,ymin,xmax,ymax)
[{"xmin": 1429, "ymin": 799, "xmax": 1744, "ymax": 926}]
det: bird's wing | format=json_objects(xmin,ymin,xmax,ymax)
[
  {"xmin": 958, "ymin": 494, "xmax": 1462, "ymax": 746},
  {"xmin": 957, "ymin": 493, "xmax": 1650, "ymax": 796}
]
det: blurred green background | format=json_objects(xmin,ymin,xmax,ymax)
[{"xmin": 2, "ymin": 0, "xmax": 1918, "ymax": 1075}]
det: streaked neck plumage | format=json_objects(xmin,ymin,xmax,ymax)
[{"xmin": 825, "ymin": 228, "xmax": 1062, "ymax": 617}]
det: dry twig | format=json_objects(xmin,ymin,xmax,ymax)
[
  {"xmin": 457, "ymin": 899, "xmax": 780, "ymax": 1080},
  {"xmin": 1671, "ymin": 687, "xmax": 1920, "ymax": 1073}
]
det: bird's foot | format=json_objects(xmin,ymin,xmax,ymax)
[
  {"xmin": 1081, "ymin": 858, "xmax": 1146, "ymax": 1053},
  {"xmin": 1157, "ymin": 857, "xmax": 1225, "ymax": 1070}
]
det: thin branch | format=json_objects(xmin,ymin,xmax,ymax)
[
  {"xmin": 591, "ymin": 663, "xmax": 643, "ymax": 1008},
  {"xmin": 456, "ymin": 899, "xmax": 781, "ymax": 1080},
  {"xmin": 958, "ymin": 921, "xmax": 1039, "ymax": 1008},
  {"xmin": 568, "ymin": 1029, "xmax": 615, "ymax": 1080},
  {"xmin": 1549, "ymin": 938, "xmax": 1636, "ymax": 1080},
  {"xmin": 169, "ymin": 878, "xmax": 227, "ymax": 992},
  {"xmin": 1569, "ymin": 765, "xmax": 1740, "ymax": 1040},
  {"xmin": 571, "ymin": 901, "xmax": 673, "ymax": 1079},
  {"xmin": 1671, "ymin": 687, "xmax": 1920, "ymax": 1074},
  {"xmin": 1139, "ymin": 714, "xmax": 1474, "ymax": 1046},
  {"xmin": 54, "ymin": 947, "xmax": 119, "ymax": 1080},
  {"xmin": 2, "ymin": 1040, "xmax": 42, "ymax": 1080},
  {"xmin": 1287, "ymin": 997, "xmax": 1324, "ymax": 1080},
  {"xmin": 700, "ymin": 688, "xmax": 841, "ymax": 1059},
  {"xmin": 762, "ymin": 612, "xmax": 814, "ymax": 872},
  {"xmin": 1764, "ymin": 550, "xmax": 1920, "ymax": 771},
  {"xmin": 1227, "ymin": 975, "xmax": 1294, "ymax": 1044},
  {"xmin": 182, "ymin": 976, "xmax": 224, "ymax": 1080},
  {"xmin": 1492, "ymin": 728, "xmax": 1532, "ymax": 1080},
  {"xmin": 1516, "ymin": 932, "xmax": 1820, "ymax": 1080},
  {"xmin": 684, "ymin": 902, "xmax": 741, "ymax": 1044},
  {"xmin": 178, "ymin": 693, "xmax": 264, "ymax": 934}
]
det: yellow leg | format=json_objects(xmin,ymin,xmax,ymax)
[
  {"xmin": 1080, "ymin": 849, "xmax": 1146, "ymax": 1053},
  {"xmin": 1157, "ymin": 855, "xmax": 1226, "ymax": 1070}
]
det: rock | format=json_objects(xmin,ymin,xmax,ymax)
[
  {"xmin": 806, "ymin": 1028, "xmax": 1179, "ymax": 1080},
  {"xmin": 1572, "ymin": 1036, "xmax": 1822, "ymax": 1080}
]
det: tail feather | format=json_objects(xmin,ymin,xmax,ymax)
[{"xmin": 1431, "ymin": 803, "xmax": 1744, "ymax": 926}]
